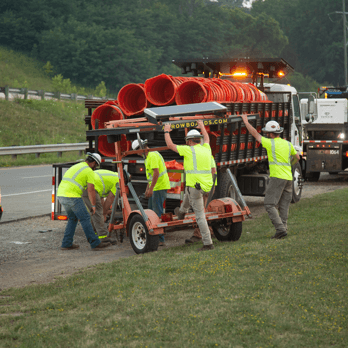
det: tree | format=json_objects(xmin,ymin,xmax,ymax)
[{"xmin": 251, "ymin": 0, "xmax": 348, "ymax": 86}]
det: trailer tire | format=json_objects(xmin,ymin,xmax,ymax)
[
  {"xmin": 291, "ymin": 162, "xmax": 302, "ymax": 203},
  {"xmin": 129, "ymin": 214, "xmax": 159, "ymax": 254},
  {"xmin": 211, "ymin": 220, "xmax": 242, "ymax": 242}
]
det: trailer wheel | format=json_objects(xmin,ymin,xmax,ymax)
[
  {"xmin": 291, "ymin": 162, "xmax": 302, "ymax": 203},
  {"xmin": 211, "ymin": 219, "xmax": 242, "ymax": 242},
  {"xmin": 129, "ymin": 214, "xmax": 159, "ymax": 254}
]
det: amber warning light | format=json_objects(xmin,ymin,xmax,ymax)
[
  {"xmin": 231, "ymin": 71, "xmax": 248, "ymax": 78},
  {"xmin": 277, "ymin": 70, "xmax": 285, "ymax": 77},
  {"xmin": 57, "ymin": 215, "xmax": 68, "ymax": 221}
]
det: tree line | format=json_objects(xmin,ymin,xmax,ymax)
[{"xmin": 1, "ymin": 0, "xmax": 345, "ymax": 93}]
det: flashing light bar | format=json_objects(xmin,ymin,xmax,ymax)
[
  {"xmin": 57, "ymin": 215, "xmax": 68, "ymax": 221},
  {"xmin": 231, "ymin": 71, "xmax": 248, "ymax": 78}
]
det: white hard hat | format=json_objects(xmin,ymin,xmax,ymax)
[
  {"xmin": 185, "ymin": 129, "xmax": 203, "ymax": 141},
  {"xmin": 132, "ymin": 139, "xmax": 148, "ymax": 150},
  {"xmin": 87, "ymin": 152, "xmax": 101, "ymax": 165},
  {"xmin": 262, "ymin": 121, "xmax": 283, "ymax": 134}
]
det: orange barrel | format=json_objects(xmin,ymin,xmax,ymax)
[
  {"xmin": 225, "ymin": 80, "xmax": 244, "ymax": 102},
  {"xmin": 235, "ymin": 82, "xmax": 252, "ymax": 102},
  {"xmin": 117, "ymin": 83, "xmax": 149, "ymax": 117},
  {"xmin": 247, "ymin": 83, "xmax": 261, "ymax": 102},
  {"xmin": 145, "ymin": 74, "xmax": 185, "ymax": 106},
  {"xmin": 212, "ymin": 79, "xmax": 232, "ymax": 102},
  {"xmin": 91, "ymin": 103, "xmax": 124, "ymax": 129},
  {"xmin": 175, "ymin": 79, "xmax": 208, "ymax": 105},
  {"xmin": 98, "ymin": 135, "xmax": 116, "ymax": 157}
]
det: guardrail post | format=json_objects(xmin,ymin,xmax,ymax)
[
  {"xmin": 57, "ymin": 151, "xmax": 62, "ymax": 157},
  {"xmin": 11, "ymin": 145, "xmax": 17, "ymax": 159},
  {"xmin": 38, "ymin": 90, "xmax": 45, "ymax": 100},
  {"xmin": 35, "ymin": 153, "xmax": 40, "ymax": 158},
  {"xmin": 5, "ymin": 85, "xmax": 9, "ymax": 101},
  {"xmin": 87, "ymin": 95, "xmax": 93, "ymax": 100},
  {"xmin": 79, "ymin": 150, "xmax": 83, "ymax": 156},
  {"xmin": 21, "ymin": 88, "xmax": 28, "ymax": 100},
  {"xmin": 54, "ymin": 92, "xmax": 61, "ymax": 100},
  {"xmin": 71, "ymin": 93, "xmax": 77, "ymax": 102}
]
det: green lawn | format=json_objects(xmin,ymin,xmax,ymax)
[{"xmin": 0, "ymin": 189, "xmax": 347, "ymax": 347}]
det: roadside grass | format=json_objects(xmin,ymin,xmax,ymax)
[
  {"xmin": 0, "ymin": 189, "xmax": 347, "ymax": 347},
  {"xmin": 0, "ymin": 47, "xmax": 52, "ymax": 91},
  {"xmin": 0, "ymin": 99, "xmax": 87, "ymax": 166}
]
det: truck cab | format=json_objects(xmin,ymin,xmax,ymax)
[{"xmin": 263, "ymin": 83, "xmax": 302, "ymax": 151}]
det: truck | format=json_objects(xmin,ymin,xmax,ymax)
[
  {"xmin": 300, "ymin": 86, "xmax": 348, "ymax": 181},
  {"xmin": 52, "ymin": 57, "xmax": 305, "ymax": 253}
]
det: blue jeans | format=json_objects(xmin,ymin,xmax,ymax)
[
  {"xmin": 148, "ymin": 190, "xmax": 167, "ymax": 242},
  {"xmin": 58, "ymin": 197, "xmax": 101, "ymax": 249}
]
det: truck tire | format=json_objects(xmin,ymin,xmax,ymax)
[
  {"xmin": 306, "ymin": 172, "xmax": 320, "ymax": 182},
  {"xmin": 211, "ymin": 219, "xmax": 242, "ymax": 242},
  {"xmin": 218, "ymin": 171, "xmax": 242, "ymax": 205},
  {"xmin": 129, "ymin": 214, "xmax": 159, "ymax": 254},
  {"xmin": 291, "ymin": 162, "xmax": 302, "ymax": 203}
]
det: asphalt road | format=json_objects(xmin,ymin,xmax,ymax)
[
  {"xmin": 1, "ymin": 165, "xmax": 347, "ymax": 224},
  {"xmin": 0, "ymin": 165, "xmax": 55, "ymax": 223}
]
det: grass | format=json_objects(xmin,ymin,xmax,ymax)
[
  {"xmin": 0, "ymin": 189, "xmax": 347, "ymax": 347},
  {"xmin": 0, "ymin": 98, "xmax": 87, "ymax": 166},
  {"xmin": 0, "ymin": 47, "xmax": 52, "ymax": 91}
]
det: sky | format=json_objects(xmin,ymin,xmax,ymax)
[{"xmin": 243, "ymin": 0, "xmax": 255, "ymax": 8}]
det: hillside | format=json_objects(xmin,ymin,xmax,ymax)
[{"xmin": 0, "ymin": 46, "xmax": 52, "ymax": 91}]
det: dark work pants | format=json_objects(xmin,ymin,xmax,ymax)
[{"xmin": 264, "ymin": 177, "xmax": 293, "ymax": 234}]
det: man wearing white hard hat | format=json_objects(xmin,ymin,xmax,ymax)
[
  {"xmin": 57, "ymin": 153, "xmax": 111, "ymax": 251},
  {"xmin": 132, "ymin": 138, "xmax": 170, "ymax": 246},
  {"xmin": 241, "ymin": 116, "xmax": 300, "ymax": 239},
  {"xmin": 164, "ymin": 120, "xmax": 214, "ymax": 252}
]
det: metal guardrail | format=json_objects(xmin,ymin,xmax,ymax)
[
  {"xmin": 0, "ymin": 143, "xmax": 88, "ymax": 159},
  {"xmin": 0, "ymin": 86, "xmax": 108, "ymax": 101}
]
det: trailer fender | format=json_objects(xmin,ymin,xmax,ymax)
[
  {"xmin": 126, "ymin": 209, "xmax": 164, "ymax": 236},
  {"xmin": 207, "ymin": 197, "xmax": 245, "ymax": 223}
]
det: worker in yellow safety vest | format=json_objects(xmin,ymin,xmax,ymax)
[
  {"xmin": 241, "ymin": 116, "xmax": 300, "ymax": 239},
  {"xmin": 57, "ymin": 153, "xmax": 111, "ymax": 251},
  {"xmin": 185, "ymin": 155, "xmax": 217, "ymax": 244},
  {"xmin": 82, "ymin": 169, "xmax": 119, "ymax": 244},
  {"xmin": 164, "ymin": 120, "xmax": 214, "ymax": 252},
  {"xmin": 132, "ymin": 138, "xmax": 170, "ymax": 246}
]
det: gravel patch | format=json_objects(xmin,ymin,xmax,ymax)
[{"xmin": 0, "ymin": 173, "xmax": 347, "ymax": 290}]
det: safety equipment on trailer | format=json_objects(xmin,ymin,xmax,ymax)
[
  {"xmin": 132, "ymin": 139, "xmax": 148, "ymax": 150},
  {"xmin": 86, "ymin": 152, "xmax": 101, "ymax": 165},
  {"xmin": 262, "ymin": 121, "xmax": 283, "ymax": 134},
  {"xmin": 185, "ymin": 129, "xmax": 203, "ymax": 141}
]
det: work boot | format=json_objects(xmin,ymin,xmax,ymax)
[
  {"xmin": 174, "ymin": 207, "xmax": 185, "ymax": 220},
  {"xmin": 271, "ymin": 231, "xmax": 288, "ymax": 239},
  {"xmin": 197, "ymin": 244, "xmax": 215, "ymax": 252},
  {"xmin": 61, "ymin": 243, "xmax": 79, "ymax": 250},
  {"xmin": 92, "ymin": 242, "xmax": 111, "ymax": 251},
  {"xmin": 185, "ymin": 236, "xmax": 202, "ymax": 244}
]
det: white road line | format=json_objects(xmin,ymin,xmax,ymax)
[
  {"xmin": 2, "ymin": 189, "xmax": 51, "ymax": 197},
  {"xmin": 22, "ymin": 175, "xmax": 52, "ymax": 179}
]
